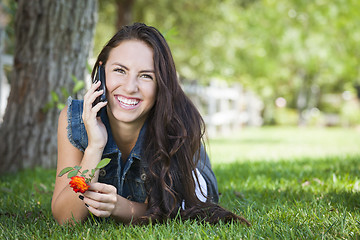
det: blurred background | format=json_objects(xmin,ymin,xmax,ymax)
[
  {"xmin": 95, "ymin": 0, "xmax": 360, "ymax": 133},
  {"xmin": 0, "ymin": 0, "xmax": 359, "ymax": 171}
]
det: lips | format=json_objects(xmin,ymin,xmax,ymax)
[{"xmin": 115, "ymin": 95, "xmax": 141, "ymax": 109}]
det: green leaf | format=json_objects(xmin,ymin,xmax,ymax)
[
  {"xmin": 91, "ymin": 169, "xmax": 95, "ymax": 175},
  {"xmin": 82, "ymin": 170, "xmax": 89, "ymax": 174},
  {"xmin": 73, "ymin": 81, "xmax": 85, "ymax": 94},
  {"xmin": 58, "ymin": 167, "xmax": 74, "ymax": 177},
  {"xmin": 67, "ymin": 169, "xmax": 79, "ymax": 178},
  {"xmin": 74, "ymin": 166, "xmax": 82, "ymax": 171},
  {"xmin": 96, "ymin": 158, "xmax": 111, "ymax": 169},
  {"xmin": 86, "ymin": 62, "xmax": 92, "ymax": 74},
  {"xmin": 71, "ymin": 75, "xmax": 78, "ymax": 83},
  {"xmin": 162, "ymin": 27, "xmax": 179, "ymax": 44},
  {"xmin": 57, "ymin": 103, "xmax": 65, "ymax": 110},
  {"xmin": 42, "ymin": 101, "xmax": 54, "ymax": 113},
  {"xmin": 51, "ymin": 91, "xmax": 59, "ymax": 103},
  {"xmin": 61, "ymin": 87, "xmax": 70, "ymax": 99}
]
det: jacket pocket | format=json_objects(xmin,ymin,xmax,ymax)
[{"xmin": 124, "ymin": 163, "xmax": 147, "ymax": 203}]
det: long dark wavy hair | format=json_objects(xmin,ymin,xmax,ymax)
[{"xmin": 92, "ymin": 23, "xmax": 250, "ymax": 226}]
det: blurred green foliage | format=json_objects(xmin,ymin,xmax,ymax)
[
  {"xmin": 42, "ymin": 75, "xmax": 85, "ymax": 112},
  {"xmin": 0, "ymin": 0, "xmax": 16, "ymax": 54},
  {"xmin": 94, "ymin": 0, "xmax": 360, "ymax": 125},
  {"xmin": 92, "ymin": 0, "xmax": 118, "ymax": 57},
  {"xmin": 3, "ymin": 0, "xmax": 360, "ymax": 125}
]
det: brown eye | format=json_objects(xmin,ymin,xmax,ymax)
[
  {"xmin": 115, "ymin": 68, "xmax": 125, "ymax": 74},
  {"xmin": 141, "ymin": 74, "xmax": 153, "ymax": 80}
]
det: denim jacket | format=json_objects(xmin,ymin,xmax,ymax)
[{"xmin": 66, "ymin": 97, "xmax": 219, "ymax": 203}]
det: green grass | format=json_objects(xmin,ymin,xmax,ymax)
[
  {"xmin": 1, "ymin": 127, "xmax": 360, "ymax": 239},
  {"xmin": 208, "ymin": 126, "xmax": 360, "ymax": 163}
]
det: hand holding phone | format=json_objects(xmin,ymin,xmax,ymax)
[{"xmin": 92, "ymin": 64, "xmax": 106, "ymax": 117}]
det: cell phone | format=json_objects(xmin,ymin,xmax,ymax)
[{"xmin": 92, "ymin": 64, "xmax": 106, "ymax": 117}]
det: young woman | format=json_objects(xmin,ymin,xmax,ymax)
[{"xmin": 51, "ymin": 23, "xmax": 250, "ymax": 226}]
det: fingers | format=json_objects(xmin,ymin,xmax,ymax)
[
  {"xmin": 81, "ymin": 82, "xmax": 108, "ymax": 149},
  {"xmin": 85, "ymin": 197, "xmax": 116, "ymax": 218},
  {"xmin": 88, "ymin": 182, "xmax": 116, "ymax": 193},
  {"xmin": 84, "ymin": 81, "xmax": 104, "ymax": 110},
  {"xmin": 86, "ymin": 205, "xmax": 112, "ymax": 218},
  {"xmin": 83, "ymin": 80, "xmax": 101, "ymax": 104},
  {"xmin": 81, "ymin": 183, "xmax": 117, "ymax": 218},
  {"xmin": 91, "ymin": 99, "xmax": 107, "ymax": 117},
  {"xmin": 83, "ymin": 81, "xmax": 107, "ymax": 119}
]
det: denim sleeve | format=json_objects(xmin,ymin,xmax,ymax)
[
  {"xmin": 195, "ymin": 145, "xmax": 219, "ymax": 203},
  {"xmin": 66, "ymin": 97, "xmax": 88, "ymax": 152}
]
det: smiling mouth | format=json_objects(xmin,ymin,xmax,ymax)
[{"xmin": 116, "ymin": 96, "xmax": 140, "ymax": 107}]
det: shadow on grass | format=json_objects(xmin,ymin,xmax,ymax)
[
  {"xmin": 0, "ymin": 167, "xmax": 55, "ymax": 225},
  {"xmin": 214, "ymin": 154, "xmax": 360, "ymax": 213}
]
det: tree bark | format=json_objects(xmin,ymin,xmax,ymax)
[
  {"xmin": 296, "ymin": 70, "xmax": 319, "ymax": 126},
  {"xmin": 0, "ymin": 26, "xmax": 4, "ymax": 118},
  {"xmin": 0, "ymin": 0, "xmax": 97, "ymax": 173},
  {"xmin": 115, "ymin": 0, "xmax": 135, "ymax": 29}
]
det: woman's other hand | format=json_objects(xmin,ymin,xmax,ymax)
[{"xmin": 82, "ymin": 182, "xmax": 117, "ymax": 218}]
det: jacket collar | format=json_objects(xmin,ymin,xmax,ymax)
[{"xmin": 101, "ymin": 110, "xmax": 147, "ymax": 160}]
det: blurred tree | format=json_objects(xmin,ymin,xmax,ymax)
[
  {"xmin": 47, "ymin": 0, "xmax": 360, "ymax": 128},
  {"xmin": 0, "ymin": 0, "xmax": 97, "ymax": 173},
  {"xmin": 115, "ymin": 0, "xmax": 135, "ymax": 29},
  {"xmin": 128, "ymin": 0, "xmax": 360, "ymax": 125},
  {"xmin": 93, "ymin": 0, "xmax": 117, "ymax": 56}
]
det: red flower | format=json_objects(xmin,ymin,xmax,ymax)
[{"xmin": 69, "ymin": 176, "xmax": 89, "ymax": 193}]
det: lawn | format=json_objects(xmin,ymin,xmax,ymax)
[{"xmin": 1, "ymin": 127, "xmax": 360, "ymax": 239}]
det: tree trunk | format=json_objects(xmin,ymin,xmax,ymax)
[
  {"xmin": 0, "ymin": 26, "xmax": 4, "ymax": 119},
  {"xmin": 115, "ymin": 0, "xmax": 135, "ymax": 29},
  {"xmin": 296, "ymin": 70, "xmax": 319, "ymax": 126},
  {"xmin": 0, "ymin": 0, "xmax": 97, "ymax": 173}
]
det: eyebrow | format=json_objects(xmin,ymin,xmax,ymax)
[{"xmin": 112, "ymin": 63, "xmax": 155, "ymax": 73}]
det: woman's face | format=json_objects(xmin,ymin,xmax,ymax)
[{"xmin": 105, "ymin": 40, "xmax": 157, "ymax": 126}]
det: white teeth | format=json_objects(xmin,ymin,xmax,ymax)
[{"xmin": 117, "ymin": 96, "xmax": 139, "ymax": 106}]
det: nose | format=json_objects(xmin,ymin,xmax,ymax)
[{"xmin": 123, "ymin": 74, "xmax": 138, "ymax": 93}]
